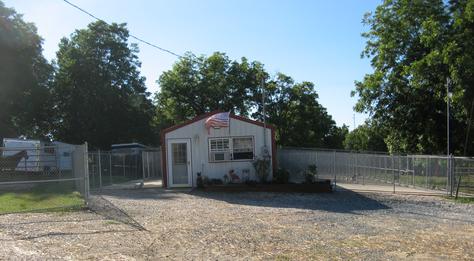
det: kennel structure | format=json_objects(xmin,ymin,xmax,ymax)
[{"xmin": 161, "ymin": 111, "xmax": 276, "ymax": 188}]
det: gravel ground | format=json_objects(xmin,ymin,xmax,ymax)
[{"xmin": 0, "ymin": 188, "xmax": 473, "ymax": 260}]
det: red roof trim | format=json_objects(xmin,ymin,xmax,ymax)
[
  {"xmin": 162, "ymin": 111, "xmax": 274, "ymax": 136},
  {"xmin": 229, "ymin": 114, "xmax": 275, "ymax": 130},
  {"xmin": 161, "ymin": 110, "xmax": 222, "ymax": 135}
]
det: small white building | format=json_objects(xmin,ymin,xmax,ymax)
[{"xmin": 161, "ymin": 111, "xmax": 276, "ymax": 188}]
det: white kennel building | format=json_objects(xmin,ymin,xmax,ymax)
[{"xmin": 161, "ymin": 111, "xmax": 276, "ymax": 188}]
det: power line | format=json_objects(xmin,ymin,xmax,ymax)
[{"xmin": 61, "ymin": 0, "xmax": 182, "ymax": 58}]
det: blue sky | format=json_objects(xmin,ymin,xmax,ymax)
[{"xmin": 6, "ymin": 0, "xmax": 380, "ymax": 128}]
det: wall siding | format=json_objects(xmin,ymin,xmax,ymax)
[{"xmin": 165, "ymin": 117, "xmax": 273, "ymax": 186}]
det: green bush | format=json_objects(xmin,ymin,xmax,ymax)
[
  {"xmin": 304, "ymin": 164, "xmax": 318, "ymax": 184},
  {"xmin": 274, "ymin": 168, "xmax": 290, "ymax": 184},
  {"xmin": 253, "ymin": 157, "xmax": 271, "ymax": 183}
]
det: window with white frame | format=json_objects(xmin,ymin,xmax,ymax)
[
  {"xmin": 209, "ymin": 137, "xmax": 254, "ymax": 162},
  {"xmin": 232, "ymin": 137, "xmax": 254, "ymax": 160}
]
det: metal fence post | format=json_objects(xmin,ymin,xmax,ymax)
[
  {"xmin": 98, "ymin": 150, "xmax": 102, "ymax": 189},
  {"xmin": 84, "ymin": 142, "xmax": 90, "ymax": 201},
  {"xmin": 142, "ymin": 151, "xmax": 146, "ymax": 181},
  {"xmin": 109, "ymin": 152, "xmax": 112, "ymax": 184},
  {"xmin": 425, "ymin": 156, "xmax": 429, "ymax": 189},
  {"xmin": 411, "ymin": 156, "xmax": 414, "ymax": 187},
  {"xmin": 90, "ymin": 153, "xmax": 95, "ymax": 189},
  {"xmin": 355, "ymin": 152, "xmax": 358, "ymax": 183},
  {"xmin": 392, "ymin": 154, "xmax": 395, "ymax": 193},
  {"xmin": 450, "ymin": 154, "xmax": 454, "ymax": 197},
  {"xmin": 397, "ymin": 154, "xmax": 401, "ymax": 187},
  {"xmin": 333, "ymin": 150, "xmax": 337, "ymax": 190},
  {"xmin": 446, "ymin": 155, "xmax": 450, "ymax": 196},
  {"xmin": 147, "ymin": 152, "xmax": 151, "ymax": 179},
  {"xmin": 362, "ymin": 154, "xmax": 365, "ymax": 185},
  {"xmin": 123, "ymin": 155, "xmax": 126, "ymax": 177}
]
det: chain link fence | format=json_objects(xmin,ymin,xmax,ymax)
[
  {"xmin": 0, "ymin": 143, "xmax": 88, "ymax": 214},
  {"xmin": 278, "ymin": 147, "xmax": 474, "ymax": 195},
  {"xmin": 88, "ymin": 149, "xmax": 162, "ymax": 190}
]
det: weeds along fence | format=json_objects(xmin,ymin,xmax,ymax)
[
  {"xmin": 88, "ymin": 149, "xmax": 162, "ymax": 190},
  {"xmin": 0, "ymin": 143, "xmax": 89, "ymax": 214},
  {"xmin": 278, "ymin": 147, "xmax": 474, "ymax": 196}
]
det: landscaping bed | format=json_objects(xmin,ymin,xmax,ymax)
[{"xmin": 201, "ymin": 179, "xmax": 332, "ymax": 193}]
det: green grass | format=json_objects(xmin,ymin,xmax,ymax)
[
  {"xmin": 444, "ymin": 196, "xmax": 474, "ymax": 204},
  {"xmin": 355, "ymin": 170, "xmax": 474, "ymax": 194},
  {"xmin": 0, "ymin": 181, "xmax": 85, "ymax": 214}
]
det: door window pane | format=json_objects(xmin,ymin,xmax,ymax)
[
  {"xmin": 172, "ymin": 143, "xmax": 187, "ymax": 164},
  {"xmin": 172, "ymin": 142, "xmax": 188, "ymax": 184}
]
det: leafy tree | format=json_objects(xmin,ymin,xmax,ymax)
[
  {"xmin": 156, "ymin": 54, "xmax": 346, "ymax": 148},
  {"xmin": 354, "ymin": 0, "xmax": 474, "ymax": 155},
  {"xmin": 155, "ymin": 52, "xmax": 264, "ymax": 126},
  {"xmin": 344, "ymin": 121, "xmax": 387, "ymax": 152},
  {"xmin": 254, "ymin": 73, "xmax": 347, "ymax": 148},
  {"xmin": 0, "ymin": 1, "xmax": 53, "ymax": 140},
  {"xmin": 52, "ymin": 21, "xmax": 154, "ymax": 149}
]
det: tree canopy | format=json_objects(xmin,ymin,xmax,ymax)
[
  {"xmin": 344, "ymin": 121, "xmax": 387, "ymax": 152},
  {"xmin": 1, "ymin": 0, "xmax": 347, "ymax": 150},
  {"xmin": 156, "ymin": 52, "xmax": 347, "ymax": 148},
  {"xmin": 354, "ymin": 0, "xmax": 474, "ymax": 155},
  {"xmin": 155, "ymin": 52, "xmax": 264, "ymax": 124},
  {"xmin": 255, "ymin": 73, "xmax": 348, "ymax": 148},
  {"xmin": 52, "ymin": 21, "xmax": 155, "ymax": 149},
  {"xmin": 0, "ymin": 1, "xmax": 53, "ymax": 140}
]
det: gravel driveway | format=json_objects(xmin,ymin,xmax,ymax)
[{"xmin": 0, "ymin": 188, "xmax": 473, "ymax": 260}]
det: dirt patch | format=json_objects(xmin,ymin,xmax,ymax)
[{"xmin": 0, "ymin": 189, "xmax": 473, "ymax": 260}]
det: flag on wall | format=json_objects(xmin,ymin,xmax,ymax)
[{"xmin": 205, "ymin": 112, "xmax": 230, "ymax": 134}]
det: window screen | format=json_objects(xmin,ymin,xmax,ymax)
[
  {"xmin": 232, "ymin": 137, "xmax": 254, "ymax": 160},
  {"xmin": 209, "ymin": 137, "xmax": 254, "ymax": 162}
]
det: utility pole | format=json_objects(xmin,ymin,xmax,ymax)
[
  {"xmin": 262, "ymin": 76, "xmax": 268, "ymax": 157},
  {"xmin": 353, "ymin": 114, "xmax": 356, "ymax": 131},
  {"xmin": 447, "ymin": 78, "xmax": 451, "ymax": 158},
  {"xmin": 446, "ymin": 78, "xmax": 452, "ymax": 196}
]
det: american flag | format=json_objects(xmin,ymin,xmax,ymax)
[{"xmin": 205, "ymin": 112, "xmax": 230, "ymax": 133}]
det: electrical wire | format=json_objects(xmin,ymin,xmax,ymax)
[{"xmin": 61, "ymin": 0, "xmax": 182, "ymax": 58}]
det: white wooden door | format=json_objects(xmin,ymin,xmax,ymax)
[{"xmin": 167, "ymin": 139, "xmax": 192, "ymax": 187}]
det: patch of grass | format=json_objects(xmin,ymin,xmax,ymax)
[
  {"xmin": 275, "ymin": 255, "xmax": 291, "ymax": 261},
  {"xmin": 104, "ymin": 220, "xmax": 121, "ymax": 225},
  {"xmin": 444, "ymin": 196, "xmax": 474, "ymax": 204},
  {"xmin": 0, "ymin": 181, "xmax": 85, "ymax": 214}
]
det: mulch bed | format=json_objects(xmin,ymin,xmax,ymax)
[{"xmin": 201, "ymin": 179, "xmax": 332, "ymax": 193}]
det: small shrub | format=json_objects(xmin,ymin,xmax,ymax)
[
  {"xmin": 253, "ymin": 157, "xmax": 271, "ymax": 183},
  {"xmin": 304, "ymin": 164, "xmax": 318, "ymax": 184},
  {"xmin": 274, "ymin": 168, "xmax": 290, "ymax": 184}
]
